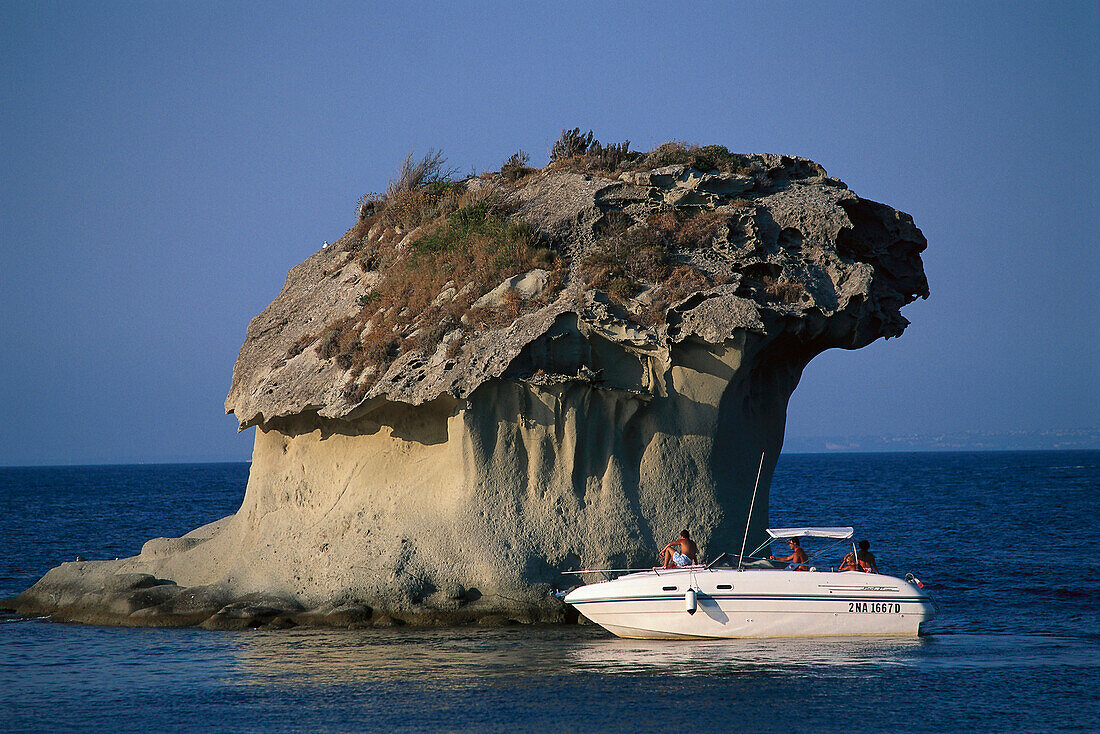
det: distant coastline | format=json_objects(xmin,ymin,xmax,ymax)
[
  {"xmin": 1, "ymin": 437, "xmax": 1098, "ymax": 468},
  {"xmin": 784, "ymin": 428, "xmax": 1100, "ymax": 453}
]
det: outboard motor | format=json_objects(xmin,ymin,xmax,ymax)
[{"xmin": 685, "ymin": 588, "xmax": 697, "ymax": 615}]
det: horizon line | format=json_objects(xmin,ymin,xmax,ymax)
[{"xmin": 3, "ymin": 445, "xmax": 1098, "ymax": 470}]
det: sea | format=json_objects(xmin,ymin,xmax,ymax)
[{"xmin": 1, "ymin": 451, "xmax": 1097, "ymax": 732}]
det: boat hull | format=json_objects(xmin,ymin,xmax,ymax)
[{"xmin": 564, "ymin": 568, "xmax": 934, "ymax": 639}]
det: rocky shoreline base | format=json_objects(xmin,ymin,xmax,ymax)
[{"xmin": 2, "ymin": 558, "xmax": 571, "ymax": 631}]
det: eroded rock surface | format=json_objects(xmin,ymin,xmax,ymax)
[{"xmin": 4, "ymin": 149, "xmax": 927, "ymax": 629}]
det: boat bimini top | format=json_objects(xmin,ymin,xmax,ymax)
[
  {"xmin": 745, "ymin": 526, "xmax": 856, "ymax": 566},
  {"xmin": 766, "ymin": 527, "xmax": 853, "ymax": 539}
]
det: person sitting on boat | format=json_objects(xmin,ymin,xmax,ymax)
[
  {"xmin": 771, "ymin": 537, "xmax": 809, "ymax": 570},
  {"xmin": 659, "ymin": 530, "xmax": 698, "ymax": 568},
  {"xmin": 839, "ymin": 552, "xmax": 863, "ymax": 572},
  {"xmin": 857, "ymin": 540, "xmax": 879, "ymax": 573}
]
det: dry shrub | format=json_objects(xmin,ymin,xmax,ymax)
[
  {"xmin": 316, "ymin": 329, "xmax": 340, "ymax": 360},
  {"xmin": 357, "ymin": 193, "xmax": 382, "ymax": 220},
  {"xmin": 548, "ymin": 128, "xmax": 639, "ymax": 175},
  {"xmin": 627, "ymin": 210, "xmax": 728, "ymax": 250},
  {"xmin": 417, "ymin": 311, "xmax": 460, "ymax": 352},
  {"xmin": 640, "ymin": 141, "xmax": 753, "ymax": 174},
  {"xmin": 668, "ymin": 210, "xmax": 727, "ymax": 248},
  {"xmin": 356, "ymin": 244, "xmax": 381, "ymax": 272},
  {"xmin": 344, "ymin": 211, "xmax": 376, "ymax": 246},
  {"xmin": 586, "ymin": 141, "xmax": 634, "ymax": 172},
  {"xmin": 550, "ymin": 128, "xmax": 596, "ymax": 160},
  {"xmin": 501, "ymin": 151, "xmax": 536, "ymax": 182},
  {"xmin": 580, "ymin": 209, "xmax": 728, "ymax": 304},
  {"xmin": 350, "ymin": 151, "xmax": 465, "ymax": 233},
  {"xmin": 353, "ymin": 150, "xmax": 451, "ymax": 226},
  {"xmin": 579, "ymin": 237, "xmax": 668, "ymax": 301},
  {"xmin": 380, "ymin": 181, "xmax": 464, "ymax": 229},
  {"xmin": 640, "ymin": 266, "xmax": 714, "ymax": 324},
  {"xmin": 502, "ymin": 289, "xmax": 524, "ymax": 321},
  {"xmin": 286, "ymin": 333, "xmax": 316, "ymax": 358},
  {"xmin": 642, "ymin": 140, "xmax": 693, "ymax": 168},
  {"xmin": 361, "ymin": 327, "xmax": 400, "ymax": 364},
  {"xmin": 580, "ymin": 206, "xmax": 734, "ymax": 324},
  {"xmin": 580, "ymin": 209, "xmax": 728, "ymax": 302},
  {"xmin": 548, "ymin": 135, "xmax": 751, "ymax": 176},
  {"xmin": 445, "ymin": 334, "xmax": 465, "ymax": 360},
  {"xmin": 662, "ymin": 265, "xmax": 712, "ymax": 298},
  {"xmin": 763, "ymin": 276, "xmax": 806, "ymax": 303},
  {"xmin": 466, "ymin": 289, "xmax": 527, "ymax": 330},
  {"xmin": 385, "ymin": 150, "xmax": 450, "ymax": 202},
  {"xmin": 314, "ymin": 317, "xmax": 361, "ymax": 361}
]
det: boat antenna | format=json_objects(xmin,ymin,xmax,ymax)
[{"xmin": 737, "ymin": 451, "xmax": 766, "ymax": 571}]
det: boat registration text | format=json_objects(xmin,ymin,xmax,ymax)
[{"xmin": 849, "ymin": 602, "xmax": 901, "ymax": 614}]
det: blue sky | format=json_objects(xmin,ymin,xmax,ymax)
[{"xmin": 1, "ymin": 2, "xmax": 1096, "ymax": 464}]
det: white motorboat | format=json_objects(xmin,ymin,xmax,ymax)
[{"xmin": 563, "ymin": 527, "xmax": 934, "ymax": 639}]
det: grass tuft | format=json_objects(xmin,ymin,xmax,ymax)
[{"xmin": 763, "ymin": 276, "xmax": 806, "ymax": 303}]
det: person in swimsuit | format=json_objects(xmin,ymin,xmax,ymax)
[
  {"xmin": 857, "ymin": 540, "xmax": 879, "ymax": 573},
  {"xmin": 659, "ymin": 530, "xmax": 698, "ymax": 567},
  {"xmin": 771, "ymin": 537, "xmax": 809, "ymax": 570},
  {"xmin": 839, "ymin": 552, "xmax": 862, "ymax": 572}
]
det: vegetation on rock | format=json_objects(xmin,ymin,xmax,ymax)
[
  {"xmin": 545, "ymin": 128, "xmax": 760, "ymax": 179},
  {"xmin": 301, "ymin": 138, "xmax": 784, "ymax": 395},
  {"xmin": 578, "ymin": 209, "xmax": 732, "ymax": 324},
  {"xmin": 500, "ymin": 150, "xmax": 536, "ymax": 182},
  {"xmin": 301, "ymin": 154, "xmax": 573, "ymax": 399},
  {"xmin": 271, "ymin": 132, "xmax": 910, "ymax": 411},
  {"xmin": 640, "ymin": 140, "xmax": 754, "ymax": 175},
  {"xmin": 548, "ymin": 127, "xmax": 638, "ymax": 174}
]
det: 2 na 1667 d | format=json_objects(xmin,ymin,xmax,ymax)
[{"xmin": 849, "ymin": 602, "xmax": 901, "ymax": 613}]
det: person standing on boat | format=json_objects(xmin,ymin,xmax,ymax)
[
  {"xmin": 857, "ymin": 540, "xmax": 879, "ymax": 573},
  {"xmin": 659, "ymin": 530, "xmax": 698, "ymax": 567},
  {"xmin": 771, "ymin": 537, "xmax": 809, "ymax": 570}
]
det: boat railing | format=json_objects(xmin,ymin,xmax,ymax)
[
  {"xmin": 563, "ymin": 566, "xmax": 706, "ymax": 581},
  {"xmin": 564, "ymin": 556, "xmax": 788, "ymax": 580}
]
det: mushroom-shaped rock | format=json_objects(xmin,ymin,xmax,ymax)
[{"xmin": 3, "ymin": 145, "xmax": 927, "ymax": 628}]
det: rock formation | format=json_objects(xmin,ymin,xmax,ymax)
[{"xmin": 3, "ymin": 139, "xmax": 928, "ymax": 629}]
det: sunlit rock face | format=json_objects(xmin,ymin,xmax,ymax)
[{"xmin": 5, "ymin": 149, "xmax": 927, "ymax": 628}]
